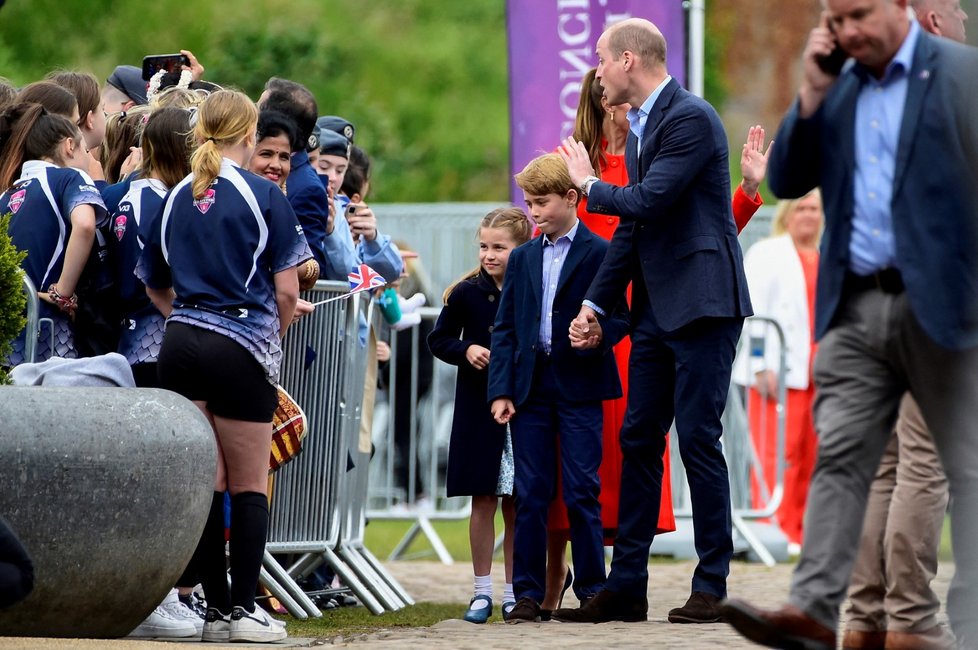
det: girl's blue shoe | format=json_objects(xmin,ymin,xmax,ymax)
[{"xmin": 462, "ymin": 594, "xmax": 493, "ymax": 624}]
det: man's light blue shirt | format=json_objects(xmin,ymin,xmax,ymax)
[
  {"xmin": 626, "ymin": 75, "xmax": 672, "ymax": 151},
  {"xmin": 849, "ymin": 19, "xmax": 920, "ymax": 275},
  {"xmin": 540, "ymin": 219, "xmax": 579, "ymax": 353}
]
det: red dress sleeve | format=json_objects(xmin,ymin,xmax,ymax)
[{"xmin": 732, "ymin": 184, "xmax": 763, "ymax": 234}]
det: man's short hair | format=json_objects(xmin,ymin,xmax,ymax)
[
  {"xmin": 608, "ymin": 20, "xmax": 667, "ymax": 68},
  {"xmin": 261, "ymin": 77, "xmax": 318, "ymax": 153},
  {"xmin": 514, "ymin": 153, "xmax": 578, "ymax": 203}
]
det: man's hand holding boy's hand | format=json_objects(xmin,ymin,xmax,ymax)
[
  {"xmin": 491, "ymin": 398, "xmax": 516, "ymax": 424},
  {"xmin": 569, "ymin": 305, "xmax": 602, "ymax": 349}
]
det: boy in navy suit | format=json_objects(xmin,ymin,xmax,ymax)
[{"xmin": 488, "ymin": 153, "xmax": 629, "ymax": 623}]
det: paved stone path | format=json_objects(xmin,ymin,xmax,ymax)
[
  {"xmin": 329, "ymin": 558, "xmax": 955, "ymax": 649},
  {"xmin": 0, "ymin": 559, "xmax": 953, "ymax": 649}
]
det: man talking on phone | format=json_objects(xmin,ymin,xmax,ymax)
[{"xmin": 721, "ymin": 1, "xmax": 978, "ymax": 649}]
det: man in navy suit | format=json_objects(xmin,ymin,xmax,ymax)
[
  {"xmin": 556, "ymin": 18, "xmax": 752, "ymax": 625},
  {"xmin": 488, "ymin": 153, "xmax": 629, "ymax": 624},
  {"xmin": 722, "ymin": 1, "xmax": 978, "ymax": 649}
]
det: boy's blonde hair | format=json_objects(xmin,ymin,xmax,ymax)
[{"xmin": 514, "ymin": 153, "xmax": 580, "ymax": 205}]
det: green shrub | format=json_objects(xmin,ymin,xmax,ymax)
[{"xmin": 0, "ymin": 213, "xmax": 27, "ymax": 383}]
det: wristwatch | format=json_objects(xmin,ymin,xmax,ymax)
[{"xmin": 580, "ymin": 175, "xmax": 600, "ymax": 197}]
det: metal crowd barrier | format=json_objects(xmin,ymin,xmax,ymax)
[
  {"xmin": 262, "ymin": 280, "xmax": 410, "ymax": 617},
  {"xmin": 661, "ymin": 315, "xmax": 788, "ymax": 566},
  {"xmin": 366, "ymin": 306, "xmax": 471, "ymax": 565},
  {"xmin": 19, "ymin": 272, "xmax": 52, "ymax": 364}
]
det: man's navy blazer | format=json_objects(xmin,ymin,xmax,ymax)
[
  {"xmin": 487, "ymin": 222, "xmax": 629, "ymax": 408},
  {"xmin": 768, "ymin": 32, "xmax": 978, "ymax": 350},
  {"xmin": 584, "ymin": 78, "xmax": 752, "ymax": 331}
]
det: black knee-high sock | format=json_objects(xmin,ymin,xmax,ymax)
[
  {"xmin": 175, "ymin": 546, "xmax": 201, "ymax": 590},
  {"xmin": 229, "ymin": 492, "xmax": 269, "ymax": 612},
  {"xmin": 198, "ymin": 491, "xmax": 231, "ymax": 614}
]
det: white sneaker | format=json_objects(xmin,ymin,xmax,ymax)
[
  {"xmin": 202, "ymin": 607, "xmax": 231, "ymax": 643},
  {"xmin": 161, "ymin": 589, "xmax": 204, "ymax": 635},
  {"xmin": 229, "ymin": 605, "xmax": 287, "ymax": 643},
  {"xmin": 129, "ymin": 601, "xmax": 198, "ymax": 639}
]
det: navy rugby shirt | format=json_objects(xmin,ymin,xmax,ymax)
[{"xmin": 137, "ymin": 158, "xmax": 312, "ymax": 381}]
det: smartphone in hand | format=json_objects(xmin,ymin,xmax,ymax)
[
  {"xmin": 815, "ymin": 24, "xmax": 847, "ymax": 76},
  {"xmin": 142, "ymin": 53, "xmax": 191, "ymax": 81}
]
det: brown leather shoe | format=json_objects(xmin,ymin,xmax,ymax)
[
  {"xmin": 551, "ymin": 589, "xmax": 647, "ymax": 623},
  {"xmin": 668, "ymin": 591, "xmax": 724, "ymax": 623},
  {"xmin": 842, "ymin": 628, "xmax": 887, "ymax": 649},
  {"xmin": 504, "ymin": 597, "xmax": 541, "ymax": 624},
  {"xmin": 720, "ymin": 598, "xmax": 836, "ymax": 650},
  {"xmin": 885, "ymin": 625, "xmax": 956, "ymax": 650}
]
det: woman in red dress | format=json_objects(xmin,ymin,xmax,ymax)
[{"xmin": 542, "ymin": 69, "xmax": 770, "ymax": 612}]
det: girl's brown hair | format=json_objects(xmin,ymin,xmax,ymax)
[
  {"xmin": 190, "ymin": 89, "xmax": 258, "ymax": 199},
  {"xmin": 45, "ymin": 71, "xmax": 100, "ymax": 128},
  {"xmin": 142, "ymin": 107, "xmax": 193, "ymax": 189},
  {"xmin": 442, "ymin": 207, "xmax": 532, "ymax": 303},
  {"xmin": 100, "ymin": 105, "xmax": 151, "ymax": 184},
  {"xmin": 0, "ymin": 103, "xmax": 82, "ymax": 189},
  {"xmin": 16, "ymin": 81, "xmax": 78, "ymax": 119},
  {"xmin": 572, "ymin": 68, "xmax": 606, "ymax": 174}
]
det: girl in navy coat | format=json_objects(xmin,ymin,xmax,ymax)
[{"xmin": 427, "ymin": 207, "xmax": 532, "ymax": 623}]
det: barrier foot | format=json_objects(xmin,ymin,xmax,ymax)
[
  {"xmin": 322, "ymin": 546, "xmax": 386, "ymax": 615},
  {"xmin": 732, "ymin": 513, "xmax": 777, "ymax": 567},
  {"xmin": 258, "ymin": 567, "xmax": 308, "ymax": 619},
  {"xmin": 358, "ymin": 544, "xmax": 415, "ymax": 606},
  {"xmin": 388, "ymin": 516, "xmax": 454, "ymax": 565},
  {"xmin": 338, "ymin": 544, "xmax": 405, "ymax": 611},
  {"xmin": 261, "ymin": 550, "xmax": 322, "ymax": 618}
]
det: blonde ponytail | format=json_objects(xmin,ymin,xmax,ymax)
[{"xmin": 189, "ymin": 89, "xmax": 258, "ymax": 200}]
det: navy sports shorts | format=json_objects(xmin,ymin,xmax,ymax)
[{"xmin": 157, "ymin": 322, "xmax": 277, "ymax": 422}]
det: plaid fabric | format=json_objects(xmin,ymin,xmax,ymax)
[{"xmin": 269, "ymin": 385, "xmax": 308, "ymax": 473}]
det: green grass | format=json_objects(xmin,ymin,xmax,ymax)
[
  {"xmin": 283, "ymin": 602, "xmax": 462, "ymax": 640},
  {"xmin": 364, "ymin": 517, "xmax": 474, "ymax": 562}
]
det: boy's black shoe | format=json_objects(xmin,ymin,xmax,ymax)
[
  {"xmin": 504, "ymin": 597, "xmax": 542, "ymax": 624},
  {"xmin": 552, "ymin": 589, "xmax": 647, "ymax": 623}
]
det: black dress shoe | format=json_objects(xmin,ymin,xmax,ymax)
[
  {"xmin": 505, "ymin": 597, "xmax": 542, "ymax": 624},
  {"xmin": 668, "ymin": 591, "xmax": 724, "ymax": 624},
  {"xmin": 720, "ymin": 598, "xmax": 836, "ymax": 650},
  {"xmin": 551, "ymin": 589, "xmax": 647, "ymax": 623}
]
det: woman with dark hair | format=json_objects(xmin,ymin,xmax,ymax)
[
  {"xmin": 0, "ymin": 102, "xmax": 106, "ymax": 365},
  {"xmin": 248, "ymin": 110, "xmax": 297, "ymax": 191}
]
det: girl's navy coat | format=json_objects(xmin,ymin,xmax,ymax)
[{"xmin": 427, "ymin": 269, "xmax": 507, "ymax": 497}]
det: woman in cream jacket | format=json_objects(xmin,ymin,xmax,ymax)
[{"xmin": 733, "ymin": 190, "xmax": 822, "ymax": 550}]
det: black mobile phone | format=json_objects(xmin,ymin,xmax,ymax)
[
  {"xmin": 815, "ymin": 25, "xmax": 847, "ymax": 76},
  {"xmin": 141, "ymin": 53, "xmax": 191, "ymax": 81}
]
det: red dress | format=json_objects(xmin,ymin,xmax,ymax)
[
  {"xmin": 549, "ymin": 146, "xmax": 677, "ymax": 537},
  {"xmin": 547, "ymin": 149, "xmax": 765, "ymax": 539}
]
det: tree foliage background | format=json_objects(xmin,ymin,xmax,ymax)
[
  {"xmin": 2, "ymin": 0, "xmax": 974, "ymax": 202},
  {"xmin": 0, "ymin": 0, "xmax": 510, "ymax": 202}
]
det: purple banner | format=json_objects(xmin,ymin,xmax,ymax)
[{"xmin": 506, "ymin": 0, "xmax": 686, "ymax": 205}]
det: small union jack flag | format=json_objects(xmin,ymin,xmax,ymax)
[{"xmin": 348, "ymin": 263, "xmax": 386, "ymax": 294}]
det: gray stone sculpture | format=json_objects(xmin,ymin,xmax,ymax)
[{"xmin": 0, "ymin": 387, "xmax": 216, "ymax": 638}]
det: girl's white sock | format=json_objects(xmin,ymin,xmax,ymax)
[
  {"xmin": 473, "ymin": 574, "xmax": 493, "ymax": 599},
  {"xmin": 503, "ymin": 583, "xmax": 515, "ymax": 603}
]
